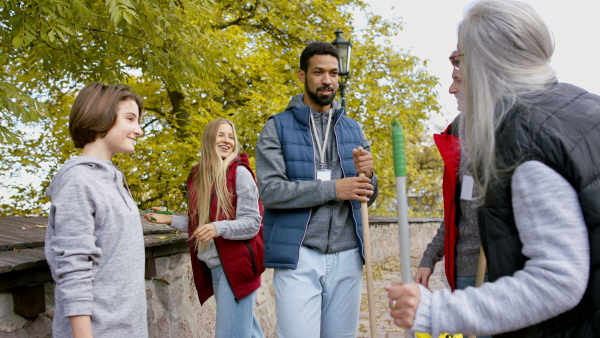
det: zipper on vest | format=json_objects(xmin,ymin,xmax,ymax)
[
  {"xmin": 245, "ymin": 240, "xmax": 258, "ymax": 275},
  {"xmin": 297, "ymin": 209, "xmax": 312, "ymax": 268},
  {"xmin": 333, "ymin": 110, "xmax": 366, "ymax": 261},
  {"xmin": 299, "ymin": 111, "xmax": 315, "ymax": 265}
]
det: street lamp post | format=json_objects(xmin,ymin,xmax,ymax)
[{"xmin": 331, "ymin": 29, "xmax": 352, "ymax": 108}]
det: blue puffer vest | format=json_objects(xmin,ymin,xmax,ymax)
[{"xmin": 262, "ymin": 105, "xmax": 364, "ymax": 269}]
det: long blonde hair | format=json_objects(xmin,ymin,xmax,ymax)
[
  {"xmin": 457, "ymin": 0, "xmax": 556, "ymax": 198},
  {"xmin": 191, "ymin": 118, "xmax": 240, "ymax": 250}
]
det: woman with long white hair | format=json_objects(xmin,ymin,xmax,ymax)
[{"xmin": 386, "ymin": 0, "xmax": 600, "ymax": 336}]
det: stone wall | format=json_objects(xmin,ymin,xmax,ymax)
[
  {"xmin": 0, "ymin": 218, "xmax": 440, "ymax": 338},
  {"xmin": 145, "ymin": 253, "xmax": 277, "ymax": 338},
  {"xmin": 0, "ymin": 287, "xmax": 53, "ymax": 338},
  {"xmin": 369, "ymin": 218, "xmax": 442, "ymax": 262}
]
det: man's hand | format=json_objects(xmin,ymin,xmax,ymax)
[
  {"xmin": 353, "ymin": 147, "xmax": 373, "ymax": 178},
  {"xmin": 414, "ymin": 267, "xmax": 433, "ymax": 290},
  {"xmin": 336, "ymin": 176, "xmax": 373, "ymax": 202}
]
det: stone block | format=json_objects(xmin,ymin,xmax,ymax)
[
  {"xmin": 0, "ymin": 331, "xmax": 20, "ymax": 338},
  {"xmin": 23, "ymin": 314, "xmax": 52, "ymax": 338},
  {"xmin": 0, "ymin": 314, "xmax": 27, "ymax": 333},
  {"xmin": 0, "ymin": 293, "xmax": 12, "ymax": 320},
  {"xmin": 146, "ymin": 253, "xmax": 216, "ymax": 338},
  {"xmin": 43, "ymin": 282, "xmax": 54, "ymax": 308},
  {"xmin": 13, "ymin": 284, "xmax": 45, "ymax": 318}
]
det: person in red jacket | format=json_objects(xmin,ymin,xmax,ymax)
[
  {"xmin": 145, "ymin": 118, "xmax": 265, "ymax": 338},
  {"xmin": 414, "ymin": 56, "xmax": 486, "ymax": 293}
]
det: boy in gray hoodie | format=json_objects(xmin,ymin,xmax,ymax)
[{"xmin": 45, "ymin": 83, "xmax": 147, "ymax": 338}]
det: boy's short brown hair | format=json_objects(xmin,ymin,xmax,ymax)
[{"xmin": 69, "ymin": 82, "xmax": 143, "ymax": 149}]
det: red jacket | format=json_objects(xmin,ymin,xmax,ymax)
[
  {"xmin": 433, "ymin": 123, "xmax": 460, "ymax": 291},
  {"xmin": 186, "ymin": 153, "xmax": 265, "ymax": 304}
]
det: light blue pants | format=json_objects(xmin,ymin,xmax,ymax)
[
  {"xmin": 274, "ymin": 246, "xmax": 363, "ymax": 338},
  {"xmin": 455, "ymin": 275, "xmax": 490, "ymax": 338},
  {"xmin": 211, "ymin": 265, "xmax": 264, "ymax": 338},
  {"xmin": 454, "ymin": 275, "xmax": 487, "ymax": 290}
]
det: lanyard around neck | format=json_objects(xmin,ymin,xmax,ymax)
[{"xmin": 309, "ymin": 110, "xmax": 333, "ymax": 169}]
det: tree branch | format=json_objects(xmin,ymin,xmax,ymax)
[
  {"xmin": 212, "ymin": 3, "xmax": 259, "ymax": 30},
  {"xmin": 83, "ymin": 27, "xmax": 153, "ymax": 46},
  {"xmin": 142, "ymin": 117, "xmax": 160, "ymax": 129}
]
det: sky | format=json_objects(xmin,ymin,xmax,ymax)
[{"xmin": 356, "ymin": 0, "xmax": 600, "ymax": 126}]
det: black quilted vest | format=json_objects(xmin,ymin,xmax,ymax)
[{"xmin": 478, "ymin": 83, "xmax": 600, "ymax": 337}]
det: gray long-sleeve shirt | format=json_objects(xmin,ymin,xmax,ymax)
[
  {"xmin": 412, "ymin": 161, "xmax": 590, "ymax": 337},
  {"xmin": 256, "ymin": 94, "xmax": 378, "ymax": 254},
  {"xmin": 419, "ymin": 154, "xmax": 481, "ymax": 277},
  {"xmin": 45, "ymin": 156, "xmax": 147, "ymax": 338},
  {"xmin": 170, "ymin": 165, "xmax": 262, "ymax": 268}
]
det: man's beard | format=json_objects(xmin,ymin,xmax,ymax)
[{"xmin": 306, "ymin": 82, "xmax": 337, "ymax": 107}]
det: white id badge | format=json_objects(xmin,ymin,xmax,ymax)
[
  {"xmin": 460, "ymin": 175, "xmax": 475, "ymax": 200},
  {"xmin": 317, "ymin": 169, "xmax": 332, "ymax": 181}
]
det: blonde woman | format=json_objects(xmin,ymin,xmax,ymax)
[
  {"xmin": 386, "ymin": 0, "xmax": 599, "ymax": 336},
  {"xmin": 146, "ymin": 118, "xmax": 265, "ymax": 337}
]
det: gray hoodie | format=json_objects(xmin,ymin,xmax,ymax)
[
  {"xmin": 256, "ymin": 94, "xmax": 378, "ymax": 254},
  {"xmin": 45, "ymin": 156, "xmax": 147, "ymax": 338}
]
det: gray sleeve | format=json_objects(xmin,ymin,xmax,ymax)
[
  {"xmin": 412, "ymin": 161, "xmax": 590, "ymax": 337},
  {"xmin": 212, "ymin": 166, "xmax": 262, "ymax": 240},
  {"xmin": 256, "ymin": 118, "xmax": 338, "ymax": 209},
  {"xmin": 419, "ymin": 220, "xmax": 445, "ymax": 270},
  {"xmin": 170, "ymin": 214, "xmax": 188, "ymax": 232},
  {"xmin": 45, "ymin": 171, "xmax": 102, "ymax": 317}
]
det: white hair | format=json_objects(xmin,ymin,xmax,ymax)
[{"xmin": 457, "ymin": 0, "xmax": 557, "ymax": 198}]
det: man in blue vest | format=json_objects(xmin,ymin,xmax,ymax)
[{"xmin": 256, "ymin": 41, "xmax": 378, "ymax": 337}]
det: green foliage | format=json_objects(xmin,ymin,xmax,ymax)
[
  {"xmin": 0, "ymin": 0, "xmax": 443, "ymax": 218},
  {"xmin": 342, "ymin": 14, "xmax": 444, "ymax": 217}
]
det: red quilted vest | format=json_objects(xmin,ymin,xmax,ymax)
[
  {"xmin": 433, "ymin": 123, "xmax": 460, "ymax": 291},
  {"xmin": 186, "ymin": 153, "xmax": 265, "ymax": 304}
]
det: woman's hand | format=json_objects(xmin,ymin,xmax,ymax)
[
  {"xmin": 385, "ymin": 282, "xmax": 421, "ymax": 329},
  {"xmin": 414, "ymin": 266, "xmax": 433, "ymax": 290},
  {"xmin": 192, "ymin": 223, "xmax": 217, "ymax": 242},
  {"xmin": 143, "ymin": 207, "xmax": 173, "ymax": 225}
]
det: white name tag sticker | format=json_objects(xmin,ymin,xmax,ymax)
[
  {"xmin": 460, "ymin": 175, "xmax": 474, "ymax": 200},
  {"xmin": 317, "ymin": 169, "xmax": 332, "ymax": 181}
]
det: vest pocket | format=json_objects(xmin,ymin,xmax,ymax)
[{"xmin": 244, "ymin": 240, "xmax": 258, "ymax": 275}]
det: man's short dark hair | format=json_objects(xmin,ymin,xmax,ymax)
[
  {"xmin": 69, "ymin": 82, "xmax": 143, "ymax": 149},
  {"xmin": 300, "ymin": 42, "xmax": 340, "ymax": 73}
]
